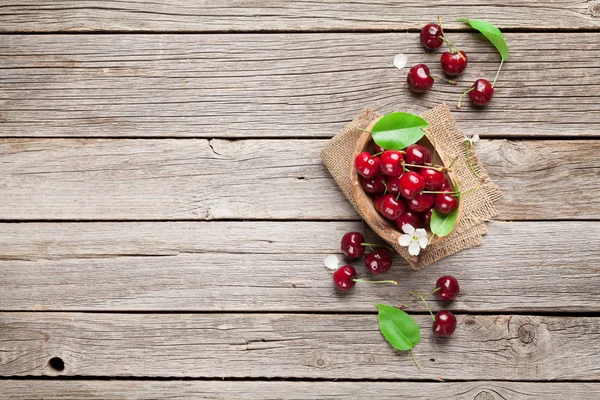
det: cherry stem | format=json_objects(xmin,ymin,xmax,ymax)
[
  {"xmin": 410, "ymin": 291, "xmax": 435, "ymax": 321},
  {"xmin": 422, "ymin": 190, "xmax": 459, "ymax": 195},
  {"xmin": 410, "ymin": 348, "xmax": 421, "ymax": 369},
  {"xmin": 437, "ymin": 15, "xmax": 462, "ymax": 57},
  {"xmin": 361, "ymin": 243, "xmax": 395, "ymax": 251},
  {"xmin": 382, "ymin": 180, "xmax": 389, "ymax": 195},
  {"xmin": 446, "ymin": 156, "xmax": 458, "ymax": 170},
  {"xmin": 430, "ymin": 74, "xmax": 457, "ymax": 85},
  {"xmin": 492, "ymin": 59, "xmax": 504, "ymax": 88},
  {"xmin": 465, "ymin": 144, "xmax": 482, "ymax": 179},
  {"xmin": 427, "ymin": 233, "xmax": 436, "ymax": 246},
  {"xmin": 397, "ymin": 287, "xmax": 441, "ymax": 309},
  {"xmin": 373, "ymin": 151, "xmax": 383, "ymax": 157},
  {"xmin": 456, "ymin": 87, "xmax": 475, "ymax": 110},
  {"xmin": 353, "ymin": 279, "xmax": 399, "ymax": 285},
  {"xmin": 403, "ymin": 162, "xmax": 444, "ymax": 172}
]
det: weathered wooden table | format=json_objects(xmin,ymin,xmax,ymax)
[{"xmin": 1, "ymin": 2, "xmax": 599, "ymax": 398}]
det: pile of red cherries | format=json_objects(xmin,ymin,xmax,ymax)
[
  {"xmin": 356, "ymin": 143, "xmax": 458, "ymax": 231},
  {"xmin": 407, "ymin": 22, "xmax": 494, "ymax": 107}
]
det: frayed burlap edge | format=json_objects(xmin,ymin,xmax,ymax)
[{"xmin": 320, "ymin": 104, "xmax": 502, "ymax": 270}]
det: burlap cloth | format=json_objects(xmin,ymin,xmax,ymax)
[{"xmin": 321, "ymin": 104, "xmax": 502, "ymax": 269}]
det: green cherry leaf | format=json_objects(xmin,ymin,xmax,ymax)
[
  {"xmin": 376, "ymin": 304, "xmax": 421, "ymax": 351},
  {"xmin": 430, "ymin": 207, "xmax": 459, "ymax": 237},
  {"xmin": 371, "ymin": 112, "xmax": 428, "ymax": 150},
  {"xmin": 458, "ymin": 18, "xmax": 509, "ymax": 61}
]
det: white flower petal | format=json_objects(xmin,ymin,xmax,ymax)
[
  {"xmin": 415, "ymin": 228, "xmax": 427, "ymax": 239},
  {"xmin": 471, "ymin": 134, "xmax": 480, "ymax": 143},
  {"xmin": 398, "ymin": 234, "xmax": 412, "ymax": 247},
  {"xmin": 402, "ymin": 224, "xmax": 415, "ymax": 235},
  {"xmin": 408, "ymin": 242, "xmax": 421, "ymax": 256},
  {"xmin": 323, "ymin": 255, "xmax": 340, "ymax": 270},
  {"xmin": 393, "ymin": 53, "xmax": 408, "ymax": 70},
  {"xmin": 418, "ymin": 236, "xmax": 428, "ymax": 249}
]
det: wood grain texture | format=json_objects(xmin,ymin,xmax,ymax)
[
  {"xmin": 0, "ymin": 380, "xmax": 598, "ymax": 399},
  {"xmin": 1, "ymin": 33, "xmax": 599, "ymax": 138},
  {"xmin": 0, "ymin": 139, "xmax": 598, "ymax": 220},
  {"xmin": 0, "ymin": 312, "xmax": 598, "ymax": 380},
  {"xmin": 1, "ymin": 1, "xmax": 599, "ymax": 32},
  {"xmin": 1, "ymin": 221, "xmax": 598, "ymax": 312}
]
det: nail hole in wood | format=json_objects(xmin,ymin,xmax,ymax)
[{"xmin": 48, "ymin": 357, "xmax": 65, "ymax": 372}]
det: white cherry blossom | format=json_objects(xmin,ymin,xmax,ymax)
[
  {"xmin": 393, "ymin": 53, "xmax": 408, "ymax": 70},
  {"xmin": 323, "ymin": 255, "xmax": 340, "ymax": 270},
  {"xmin": 398, "ymin": 224, "xmax": 428, "ymax": 256},
  {"xmin": 465, "ymin": 134, "xmax": 480, "ymax": 146}
]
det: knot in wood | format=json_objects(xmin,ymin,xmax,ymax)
[
  {"xmin": 518, "ymin": 323, "xmax": 537, "ymax": 344},
  {"xmin": 589, "ymin": 3, "xmax": 600, "ymax": 17},
  {"xmin": 474, "ymin": 391, "xmax": 497, "ymax": 400}
]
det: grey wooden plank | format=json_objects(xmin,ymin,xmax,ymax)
[
  {"xmin": 1, "ymin": 1, "xmax": 598, "ymax": 32},
  {"xmin": 0, "ymin": 380, "xmax": 598, "ymax": 399},
  {"xmin": 0, "ymin": 312, "xmax": 598, "ymax": 380},
  {"xmin": 0, "ymin": 139, "xmax": 598, "ymax": 220},
  {"xmin": 1, "ymin": 33, "xmax": 599, "ymax": 138},
  {"xmin": 0, "ymin": 221, "xmax": 598, "ymax": 312}
]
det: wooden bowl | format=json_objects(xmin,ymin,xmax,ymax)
[{"xmin": 350, "ymin": 118, "xmax": 463, "ymax": 249}]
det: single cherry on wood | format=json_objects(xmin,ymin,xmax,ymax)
[
  {"xmin": 432, "ymin": 310, "xmax": 457, "ymax": 337},
  {"xmin": 436, "ymin": 276, "xmax": 460, "ymax": 301},
  {"xmin": 420, "ymin": 23, "xmax": 443, "ymax": 50},
  {"xmin": 404, "ymin": 144, "xmax": 432, "ymax": 166},
  {"xmin": 469, "ymin": 78, "xmax": 494, "ymax": 106},
  {"xmin": 355, "ymin": 151, "xmax": 381, "ymax": 179},
  {"xmin": 380, "ymin": 150, "xmax": 404, "ymax": 176},
  {"xmin": 340, "ymin": 232, "xmax": 365, "ymax": 259},
  {"xmin": 365, "ymin": 248, "xmax": 393, "ymax": 274},
  {"xmin": 333, "ymin": 265, "xmax": 357, "ymax": 291},
  {"xmin": 407, "ymin": 64, "xmax": 434, "ymax": 93},
  {"xmin": 441, "ymin": 51, "xmax": 468, "ymax": 76},
  {"xmin": 399, "ymin": 172, "xmax": 425, "ymax": 199}
]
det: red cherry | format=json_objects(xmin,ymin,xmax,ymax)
[
  {"xmin": 333, "ymin": 265, "xmax": 357, "ymax": 292},
  {"xmin": 386, "ymin": 175, "xmax": 401, "ymax": 195},
  {"xmin": 395, "ymin": 210, "xmax": 421, "ymax": 231},
  {"xmin": 434, "ymin": 191, "xmax": 458, "ymax": 215},
  {"xmin": 380, "ymin": 150, "xmax": 404, "ymax": 176},
  {"xmin": 404, "ymin": 144, "xmax": 431, "ymax": 165},
  {"xmin": 408, "ymin": 193, "xmax": 434, "ymax": 213},
  {"xmin": 399, "ymin": 172, "xmax": 425, "ymax": 199},
  {"xmin": 373, "ymin": 196, "xmax": 386, "ymax": 214},
  {"xmin": 355, "ymin": 152, "xmax": 380, "ymax": 179},
  {"xmin": 407, "ymin": 64, "xmax": 434, "ymax": 93},
  {"xmin": 440, "ymin": 175, "xmax": 453, "ymax": 190},
  {"xmin": 361, "ymin": 175, "xmax": 386, "ymax": 195},
  {"xmin": 440, "ymin": 51, "xmax": 468, "ymax": 76},
  {"xmin": 432, "ymin": 310, "xmax": 457, "ymax": 337},
  {"xmin": 340, "ymin": 232, "xmax": 365, "ymax": 259},
  {"xmin": 379, "ymin": 194, "xmax": 405, "ymax": 220},
  {"xmin": 373, "ymin": 143, "xmax": 385, "ymax": 154},
  {"xmin": 364, "ymin": 248, "xmax": 393, "ymax": 274},
  {"xmin": 420, "ymin": 168, "xmax": 445, "ymax": 190},
  {"xmin": 469, "ymin": 78, "xmax": 494, "ymax": 106},
  {"xmin": 423, "ymin": 208, "xmax": 434, "ymax": 225},
  {"xmin": 420, "ymin": 23, "xmax": 443, "ymax": 50},
  {"xmin": 436, "ymin": 275, "xmax": 460, "ymax": 301}
]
